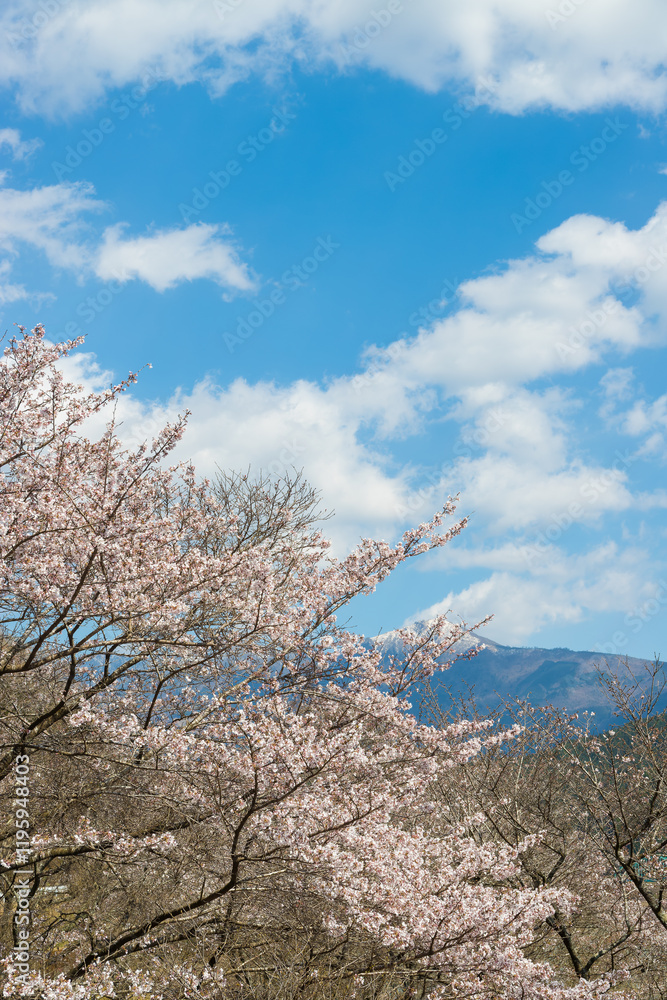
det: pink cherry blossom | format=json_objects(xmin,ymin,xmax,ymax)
[{"xmin": 0, "ymin": 328, "xmax": 630, "ymax": 1000}]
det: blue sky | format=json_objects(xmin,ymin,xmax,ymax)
[{"xmin": 2, "ymin": 0, "xmax": 667, "ymax": 658}]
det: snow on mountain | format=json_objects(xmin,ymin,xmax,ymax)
[{"xmin": 371, "ymin": 619, "xmax": 657, "ymax": 722}]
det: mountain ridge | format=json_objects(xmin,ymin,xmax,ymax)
[{"xmin": 371, "ymin": 620, "xmax": 660, "ymax": 723}]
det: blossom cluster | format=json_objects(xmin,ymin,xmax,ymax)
[{"xmin": 0, "ymin": 328, "xmax": 630, "ymax": 1000}]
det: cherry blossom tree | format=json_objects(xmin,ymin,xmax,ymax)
[
  {"xmin": 427, "ymin": 665, "xmax": 667, "ymax": 998},
  {"xmin": 0, "ymin": 327, "xmax": 626, "ymax": 1000}
]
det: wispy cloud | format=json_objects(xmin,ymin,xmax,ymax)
[
  {"xmin": 88, "ymin": 199, "xmax": 667, "ymax": 640},
  {"xmin": 0, "ymin": 177, "xmax": 254, "ymax": 298},
  {"xmin": 0, "ymin": 0, "xmax": 666, "ymax": 116},
  {"xmin": 96, "ymin": 222, "xmax": 255, "ymax": 293},
  {"xmin": 0, "ymin": 127, "xmax": 42, "ymax": 161},
  {"xmin": 19, "ymin": 187, "xmax": 667, "ymax": 644}
]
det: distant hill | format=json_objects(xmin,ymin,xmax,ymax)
[{"xmin": 371, "ymin": 621, "xmax": 662, "ymax": 726}]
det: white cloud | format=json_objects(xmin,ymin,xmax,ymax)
[
  {"xmin": 598, "ymin": 366, "xmax": 667, "ymax": 460},
  {"xmin": 95, "ymin": 222, "xmax": 255, "ymax": 292},
  {"xmin": 452, "ymin": 387, "xmax": 572, "ymax": 468},
  {"xmin": 167, "ymin": 378, "xmax": 412, "ymax": 545},
  {"xmin": 374, "ymin": 222, "xmax": 667, "ymax": 398},
  {"xmin": 50, "ymin": 199, "xmax": 667, "ymax": 644},
  {"xmin": 0, "ymin": 128, "xmax": 42, "ymax": 161},
  {"xmin": 609, "ymin": 391, "xmax": 667, "ymax": 461},
  {"xmin": 1, "ymin": 0, "xmax": 667, "ymax": 116},
  {"xmin": 0, "ymin": 177, "xmax": 254, "ymax": 296},
  {"xmin": 411, "ymin": 543, "xmax": 654, "ymax": 645},
  {"xmin": 64, "ymin": 361, "xmax": 421, "ymax": 554},
  {"xmin": 0, "ymin": 178, "xmax": 103, "ymax": 270},
  {"xmin": 0, "ymin": 258, "xmax": 28, "ymax": 304},
  {"xmin": 384, "ymin": 385, "xmax": 638, "ymax": 532},
  {"xmin": 600, "ymin": 366, "xmax": 634, "ymax": 402},
  {"xmin": 621, "ymin": 395, "xmax": 667, "ymax": 436},
  {"xmin": 0, "ymin": 178, "xmax": 101, "ymax": 311},
  {"xmin": 454, "ymin": 453, "xmax": 633, "ymax": 533}
]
